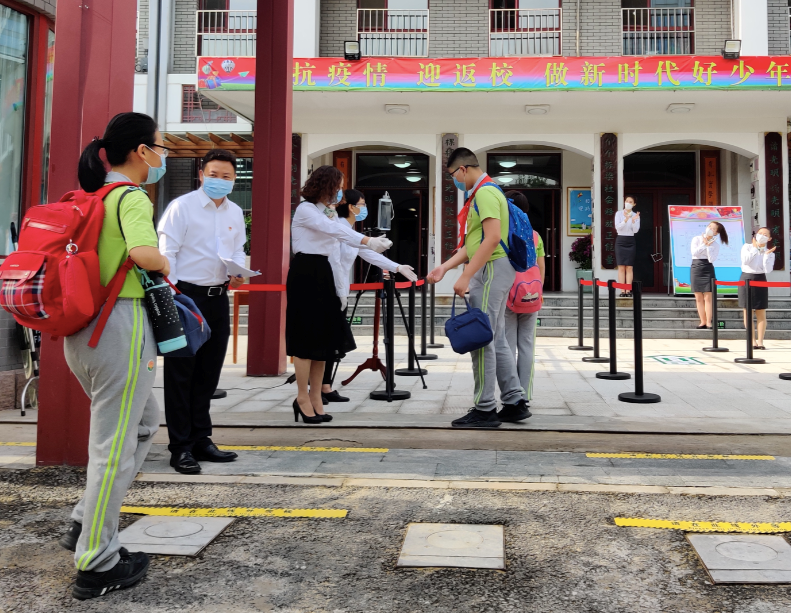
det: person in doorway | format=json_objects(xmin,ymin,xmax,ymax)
[
  {"xmin": 739, "ymin": 227, "xmax": 776, "ymax": 350},
  {"xmin": 427, "ymin": 148, "xmax": 527, "ymax": 428},
  {"xmin": 157, "ymin": 149, "xmax": 246, "ymax": 474},
  {"xmin": 614, "ymin": 195, "xmax": 640, "ymax": 297},
  {"xmin": 690, "ymin": 221, "xmax": 729, "ymax": 329},
  {"xmin": 502, "ymin": 192, "xmax": 544, "ymax": 413},
  {"xmin": 57, "ymin": 112, "xmax": 168, "ymax": 599},
  {"xmin": 322, "ymin": 189, "xmax": 417, "ymax": 402},
  {"xmin": 288, "ymin": 166, "xmax": 392, "ymax": 423}
]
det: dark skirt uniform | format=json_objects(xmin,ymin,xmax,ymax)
[
  {"xmin": 738, "ymin": 272, "xmax": 769, "ymax": 310},
  {"xmin": 690, "ymin": 259, "xmax": 716, "ymax": 293},
  {"xmin": 615, "ymin": 235, "xmax": 636, "ymax": 266}
]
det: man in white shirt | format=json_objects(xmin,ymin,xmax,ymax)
[{"xmin": 158, "ymin": 150, "xmax": 246, "ymax": 473}]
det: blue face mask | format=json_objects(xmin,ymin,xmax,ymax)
[
  {"xmin": 335, "ymin": 189, "xmax": 344, "ymax": 205},
  {"xmin": 453, "ymin": 176, "xmax": 466, "ymax": 192},
  {"xmin": 203, "ymin": 177, "xmax": 235, "ymax": 199},
  {"xmin": 141, "ymin": 147, "xmax": 167, "ymax": 185},
  {"xmin": 355, "ymin": 205, "xmax": 368, "ymax": 222}
]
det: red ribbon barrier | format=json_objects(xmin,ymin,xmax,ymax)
[
  {"xmin": 236, "ymin": 279, "xmax": 425, "ymax": 293},
  {"xmin": 579, "ymin": 279, "xmax": 594, "ymax": 286},
  {"xmin": 715, "ymin": 280, "xmax": 745, "ymax": 286},
  {"xmin": 596, "ymin": 280, "xmax": 609, "ymax": 288},
  {"xmin": 235, "ymin": 284, "xmax": 287, "ymax": 292},
  {"xmin": 612, "ymin": 283, "xmax": 632, "ymax": 291},
  {"xmin": 748, "ymin": 281, "xmax": 791, "ymax": 288}
]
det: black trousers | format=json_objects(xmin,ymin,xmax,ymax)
[{"xmin": 164, "ymin": 284, "xmax": 230, "ymax": 455}]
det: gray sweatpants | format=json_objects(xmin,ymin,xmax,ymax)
[
  {"xmin": 468, "ymin": 257, "xmax": 524, "ymax": 411},
  {"xmin": 64, "ymin": 298, "xmax": 159, "ymax": 572},
  {"xmin": 504, "ymin": 309, "xmax": 539, "ymax": 401}
]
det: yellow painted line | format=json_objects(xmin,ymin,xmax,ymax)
[
  {"xmin": 218, "ymin": 445, "xmax": 388, "ymax": 453},
  {"xmin": 588, "ymin": 452, "xmax": 775, "ymax": 461},
  {"xmin": 615, "ymin": 517, "xmax": 791, "ymax": 533},
  {"xmin": 0, "ymin": 442, "xmax": 35, "ymax": 447},
  {"xmin": 120, "ymin": 506, "xmax": 347, "ymax": 519}
]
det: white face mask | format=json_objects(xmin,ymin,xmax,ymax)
[
  {"xmin": 756, "ymin": 234, "xmax": 770, "ymax": 246},
  {"xmin": 625, "ymin": 202, "xmax": 634, "ymax": 210},
  {"xmin": 705, "ymin": 228, "xmax": 716, "ymax": 237}
]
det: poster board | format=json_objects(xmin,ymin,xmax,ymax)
[
  {"xmin": 669, "ymin": 206, "xmax": 745, "ymax": 295},
  {"xmin": 567, "ymin": 188, "xmax": 592, "ymax": 236}
]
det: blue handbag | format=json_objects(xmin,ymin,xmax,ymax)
[
  {"xmin": 444, "ymin": 295, "xmax": 493, "ymax": 354},
  {"xmin": 157, "ymin": 292, "xmax": 212, "ymax": 358}
]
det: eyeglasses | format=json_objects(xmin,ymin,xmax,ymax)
[
  {"xmin": 446, "ymin": 164, "xmax": 478, "ymax": 180},
  {"xmin": 148, "ymin": 144, "xmax": 175, "ymax": 158}
]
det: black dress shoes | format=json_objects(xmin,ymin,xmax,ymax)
[
  {"xmin": 193, "ymin": 443, "xmax": 238, "ymax": 463},
  {"xmin": 170, "ymin": 451, "xmax": 201, "ymax": 474},
  {"xmin": 322, "ymin": 390, "xmax": 349, "ymax": 403},
  {"xmin": 211, "ymin": 389, "xmax": 228, "ymax": 400}
]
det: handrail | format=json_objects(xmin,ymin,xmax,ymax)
[
  {"xmin": 196, "ymin": 9, "xmax": 257, "ymax": 57},
  {"xmin": 621, "ymin": 7, "xmax": 695, "ymax": 56},
  {"xmin": 357, "ymin": 8, "xmax": 429, "ymax": 58},
  {"xmin": 489, "ymin": 8, "xmax": 561, "ymax": 57}
]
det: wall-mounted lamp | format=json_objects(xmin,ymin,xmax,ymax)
[
  {"xmin": 344, "ymin": 41, "xmax": 361, "ymax": 61},
  {"xmin": 721, "ymin": 39, "xmax": 741, "ymax": 60},
  {"xmin": 666, "ymin": 103, "xmax": 695, "ymax": 114}
]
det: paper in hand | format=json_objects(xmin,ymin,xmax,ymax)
[{"xmin": 221, "ymin": 257, "xmax": 261, "ymax": 278}]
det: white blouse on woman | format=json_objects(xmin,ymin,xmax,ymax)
[
  {"xmin": 330, "ymin": 217, "xmax": 399, "ymax": 299},
  {"xmin": 291, "ymin": 201, "xmax": 368, "ymax": 256},
  {"xmin": 690, "ymin": 235, "xmax": 720, "ymax": 263},
  {"xmin": 614, "ymin": 210, "xmax": 640, "ymax": 236},
  {"xmin": 741, "ymin": 243, "xmax": 775, "ymax": 274}
]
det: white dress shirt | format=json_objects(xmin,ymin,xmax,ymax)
[
  {"xmin": 690, "ymin": 235, "xmax": 720, "ymax": 263},
  {"xmin": 614, "ymin": 209, "xmax": 640, "ymax": 236},
  {"xmin": 291, "ymin": 201, "xmax": 367, "ymax": 256},
  {"xmin": 329, "ymin": 217, "xmax": 398, "ymax": 299},
  {"xmin": 741, "ymin": 243, "xmax": 775, "ymax": 274},
  {"xmin": 157, "ymin": 188, "xmax": 247, "ymax": 286}
]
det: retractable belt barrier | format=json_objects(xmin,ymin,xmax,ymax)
[
  {"xmin": 715, "ymin": 280, "xmax": 766, "ymax": 365},
  {"xmin": 582, "ymin": 278, "xmax": 609, "ymax": 364},
  {"xmin": 415, "ymin": 281, "xmax": 438, "ymax": 360},
  {"xmin": 703, "ymin": 278, "xmax": 728, "ymax": 353},
  {"xmin": 236, "ymin": 280, "xmax": 425, "ymax": 292},
  {"xmin": 596, "ymin": 280, "xmax": 630, "ymax": 381},
  {"xmin": 427, "ymin": 283, "xmax": 444, "ymax": 349},
  {"xmin": 618, "ymin": 281, "xmax": 661, "ymax": 404},
  {"xmin": 569, "ymin": 277, "xmax": 594, "ymax": 351}
]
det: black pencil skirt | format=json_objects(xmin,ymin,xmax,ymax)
[
  {"xmin": 691, "ymin": 259, "xmax": 716, "ymax": 293},
  {"xmin": 286, "ymin": 253, "xmax": 356, "ymax": 361},
  {"xmin": 738, "ymin": 272, "xmax": 769, "ymax": 310},
  {"xmin": 615, "ymin": 235, "xmax": 636, "ymax": 267}
]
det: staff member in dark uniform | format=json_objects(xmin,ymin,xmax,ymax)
[
  {"xmin": 690, "ymin": 221, "xmax": 729, "ymax": 329},
  {"xmin": 614, "ymin": 195, "xmax": 640, "ymax": 297},
  {"xmin": 740, "ymin": 227, "xmax": 775, "ymax": 350},
  {"xmin": 288, "ymin": 167, "xmax": 391, "ymax": 423}
]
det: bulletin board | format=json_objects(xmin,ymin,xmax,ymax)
[
  {"xmin": 567, "ymin": 188, "xmax": 592, "ymax": 236},
  {"xmin": 668, "ymin": 206, "xmax": 745, "ymax": 295}
]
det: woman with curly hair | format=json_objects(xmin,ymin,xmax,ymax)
[{"xmin": 287, "ymin": 166, "xmax": 391, "ymax": 423}]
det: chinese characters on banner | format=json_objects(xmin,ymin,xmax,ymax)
[
  {"xmin": 441, "ymin": 134, "xmax": 459, "ymax": 263},
  {"xmin": 700, "ymin": 151, "xmax": 720, "ymax": 207},
  {"xmin": 291, "ymin": 134, "xmax": 302, "ymax": 214},
  {"xmin": 600, "ymin": 133, "xmax": 618, "ymax": 270},
  {"xmin": 764, "ymin": 132, "xmax": 785, "ymax": 270},
  {"xmin": 198, "ymin": 56, "xmax": 791, "ymax": 93}
]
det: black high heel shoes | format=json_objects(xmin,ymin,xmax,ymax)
[{"xmin": 293, "ymin": 399, "xmax": 323, "ymax": 424}]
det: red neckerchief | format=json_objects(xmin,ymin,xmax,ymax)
[{"xmin": 456, "ymin": 173, "xmax": 492, "ymax": 250}]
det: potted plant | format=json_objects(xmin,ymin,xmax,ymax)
[{"xmin": 569, "ymin": 235, "xmax": 593, "ymax": 292}]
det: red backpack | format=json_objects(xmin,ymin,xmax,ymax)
[
  {"xmin": 507, "ymin": 231, "xmax": 543, "ymax": 314},
  {"xmin": 0, "ymin": 182, "xmax": 139, "ymax": 347}
]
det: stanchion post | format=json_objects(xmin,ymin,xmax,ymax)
[
  {"xmin": 427, "ymin": 283, "xmax": 444, "ymax": 349},
  {"xmin": 370, "ymin": 278, "xmax": 411, "ymax": 401},
  {"xmin": 416, "ymin": 282, "xmax": 437, "ymax": 360},
  {"xmin": 596, "ymin": 280, "xmax": 630, "ymax": 380},
  {"xmin": 583, "ymin": 278, "xmax": 609, "ymax": 364},
  {"xmin": 569, "ymin": 277, "xmax": 593, "ymax": 351},
  {"xmin": 396, "ymin": 281, "xmax": 428, "ymax": 377},
  {"xmin": 735, "ymin": 279, "xmax": 766, "ymax": 365},
  {"xmin": 618, "ymin": 281, "xmax": 660, "ymax": 403},
  {"xmin": 703, "ymin": 278, "xmax": 729, "ymax": 353}
]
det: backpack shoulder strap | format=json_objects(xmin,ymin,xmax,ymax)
[{"xmin": 88, "ymin": 257, "xmax": 135, "ymax": 348}]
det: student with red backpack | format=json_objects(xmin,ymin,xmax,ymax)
[
  {"xmin": 503, "ymin": 192, "xmax": 545, "ymax": 408},
  {"xmin": 55, "ymin": 113, "xmax": 169, "ymax": 599}
]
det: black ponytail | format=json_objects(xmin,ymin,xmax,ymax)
[{"xmin": 78, "ymin": 112, "xmax": 158, "ymax": 192}]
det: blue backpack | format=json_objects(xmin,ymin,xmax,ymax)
[{"xmin": 472, "ymin": 182, "xmax": 537, "ymax": 273}]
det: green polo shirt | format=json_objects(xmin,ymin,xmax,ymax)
[
  {"xmin": 465, "ymin": 185, "xmax": 510, "ymax": 262},
  {"xmin": 99, "ymin": 185, "xmax": 160, "ymax": 298}
]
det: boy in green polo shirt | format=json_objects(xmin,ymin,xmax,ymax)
[{"xmin": 427, "ymin": 148, "xmax": 528, "ymax": 428}]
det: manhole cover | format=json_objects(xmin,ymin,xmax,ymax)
[
  {"xmin": 119, "ymin": 516, "xmax": 235, "ymax": 556},
  {"xmin": 687, "ymin": 534, "xmax": 791, "ymax": 584},
  {"xmin": 397, "ymin": 523, "xmax": 504, "ymax": 569}
]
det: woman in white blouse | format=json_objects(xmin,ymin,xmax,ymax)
[
  {"xmin": 690, "ymin": 221, "xmax": 729, "ymax": 329},
  {"xmin": 614, "ymin": 196, "xmax": 640, "ymax": 297},
  {"xmin": 287, "ymin": 166, "xmax": 391, "ymax": 423},
  {"xmin": 739, "ymin": 227, "xmax": 776, "ymax": 350},
  {"xmin": 321, "ymin": 189, "xmax": 417, "ymax": 403}
]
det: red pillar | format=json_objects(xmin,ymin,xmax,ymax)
[
  {"xmin": 36, "ymin": 0, "xmax": 137, "ymax": 465},
  {"xmin": 246, "ymin": 0, "xmax": 294, "ymax": 376}
]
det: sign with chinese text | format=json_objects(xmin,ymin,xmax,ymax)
[
  {"xmin": 291, "ymin": 134, "xmax": 301, "ymax": 214},
  {"xmin": 668, "ymin": 206, "xmax": 745, "ymax": 295},
  {"xmin": 600, "ymin": 134, "xmax": 618, "ymax": 269},
  {"xmin": 198, "ymin": 56, "xmax": 791, "ymax": 92},
  {"xmin": 700, "ymin": 151, "xmax": 720, "ymax": 207},
  {"xmin": 567, "ymin": 188, "xmax": 592, "ymax": 236},
  {"xmin": 441, "ymin": 133, "xmax": 459, "ymax": 263},
  {"xmin": 764, "ymin": 132, "xmax": 785, "ymax": 270}
]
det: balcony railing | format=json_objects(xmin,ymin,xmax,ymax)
[
  {"xmin": 196, "ymin": 9, "xmax": 257, "ymax": 57},
  {"xmin": 788, "ymin": 7, "xmax": 791, "ymax": 53},
  {"xmin": 489, "ymin": 9, "xmax": 562, "ymax": 57},
  {"xmin": 622, "ymin": 7, "xmax": 694, "ymax": 55},
  {"xmin": 357, "ymin": 9, "xmax": 429, "ymax": 57}
]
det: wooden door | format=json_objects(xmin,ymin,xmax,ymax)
[{"xmin": 333, "ymin": 151, "xmax": 352, "ymax": 193}]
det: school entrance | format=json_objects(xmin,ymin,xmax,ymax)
[{"xmin": 624, "ymin": 151, "xmax": 698, "ymax": 293}]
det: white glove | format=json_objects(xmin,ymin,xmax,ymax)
[
  {"xmin": 397, "ymin": 265, "xmax": 418, "ymax": 282},
  {"xmin": 340, "ymin": 296, "xmax": 348, "ymax": 311},
  {"xmin": 367, "ymin": 235, "xmax": 393, "ymax": 253}
]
